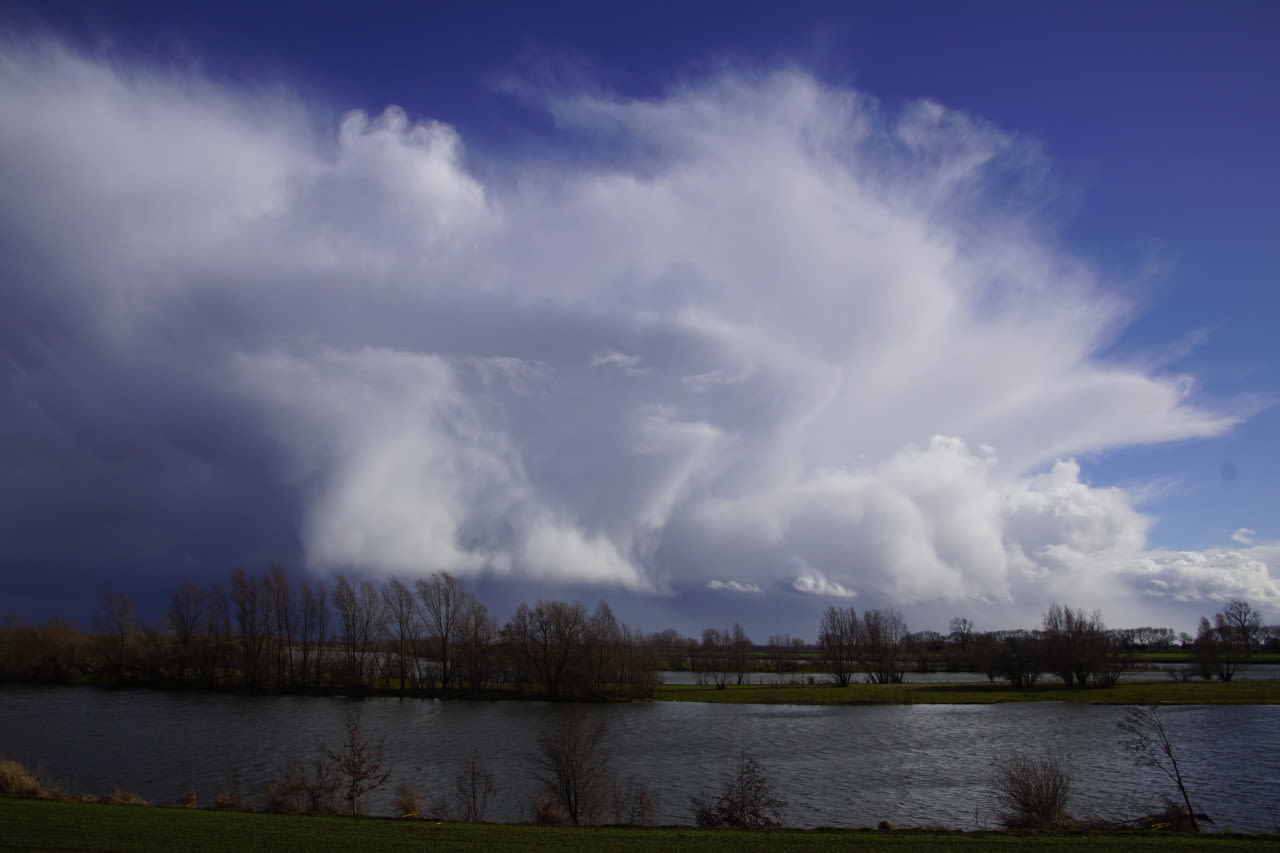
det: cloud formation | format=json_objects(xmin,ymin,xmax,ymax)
[{"xmin": 1, "ymin": 40, "xmax": 1273, "ymax": 626}]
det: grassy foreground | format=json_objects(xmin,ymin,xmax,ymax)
[
  {"xmin": 2, "ymin": 798, "xmax": 1277, "ymax": 853},
  {"xmin": 653, "ymin": 678, "xmax": 1280, "ymax": 705}
]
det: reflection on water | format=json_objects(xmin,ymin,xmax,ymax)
[{"xmin": 1, "ymin": 685, "xmax": 1276, "ymax": 831}]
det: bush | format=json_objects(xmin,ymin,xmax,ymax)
[
  {"xmin": 392, "ymin": 782, "xmax": 426, "ymax": 819},
  {"xmin": 0, "ymin": 757, "xmax": 44, "ymax": 798},
  {"xmin": 102, "ymin": 786, "xmax": 149, "ymax": 807},
  {"xmin": 691, "ymin": 751, "xmax": 787, "ymax": 828},
  {"xmin": 990, "ymin": 751, "xmax": 1072, "ymax": 829},
  {"xmin": 213, "ymin": 767, "xmax": 253, "ymax": 812}
]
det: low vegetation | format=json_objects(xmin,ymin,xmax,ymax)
[{"xmin": 990, "ymin": 751, "xmax": 1073, "ymax": 829}]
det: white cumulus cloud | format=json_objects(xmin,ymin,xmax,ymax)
[{"xmin": 0, "ymin": 39, "xmax": 1267, "ymax": 628}]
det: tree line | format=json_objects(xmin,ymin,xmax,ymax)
[{"xmin": 0, "ymin": 564, "xmax": 1274, "ymax": 696}]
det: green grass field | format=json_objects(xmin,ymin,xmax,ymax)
[
  {"xmin": 652, "ymin": 678, "xmax": 1280, "ymax": 705},
  {"xmin": 2, "ymin": 798, "xmax": 1275, "ymax": 853}
]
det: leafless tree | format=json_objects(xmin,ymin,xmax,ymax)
[
  {"xmin": 322, "ymin": 708, "xmax": 392, "ymax": 815},
  {"xmin": 691, "ymin": 750, "xmax": 787, "ymax": 828},
  {"xmin": 819, "ymin": 606, "xmax": 859, "ymax": 687},
  {"xmin": 1194, "ymin": 600, "xmax": 1262, "ymax": 682},
  {"xmin": 728, "ymin": 622, "xmax": 753, "ymax": 685},
  {"xmin": 532, "ymin": 707, "xmax": 613, "ymax": 825},
  {"xmin": 297, "ymin": 578, "xmax": 328, "ymax": 688},
  {"xmin": 1118, "ymin": 705, "xmax": 1201, "ymax": 831},
  {"xmin": 861, "ymin": 608, "xmax": 909, "ymax": 684},
  {"xmin": 332, "ymin": 575, "xmax": 385, "ymax": 689},
  {"xmin": 382, "ymin": 578, "xmax": 422, "ymax": 695},
  {"xmin": 166, "ymin": 581, "xmax": 205, "ymax": 684},
  {"xmin": 697, "ymin": 628, "xmax": 732, "ymax": 689},
  {"xmin": 1041, "ymin": 603, "xmax": 1114, "ymax": 688},
  {"xmin": 457, "ymin": 597, "xmax": 496, "ymax": 692},
  {"xmin": 93, "ymin": 591, "xmax": 138, "ymax": 680},
  {"xmin": 416, "ymin": 571, "xmax": 471, "ymax": 695},
  {"xmin": 454, "ymin": 756, "xmax": 497, "ymax": 822},
  {"xmin": 504, "ymin": 600, "xmax": 591, "ymax": 699}
]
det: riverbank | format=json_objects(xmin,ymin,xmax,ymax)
[
  {"xmin": 653, "ymin": 678, "xmax": 1280, "ymax": 705},
  {"xmin": 3, "ymin": 798, "xmax": 1276, "ymax": 853}
]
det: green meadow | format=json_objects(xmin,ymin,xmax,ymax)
[{"xmin": 2, "ymin": 798, "xmax": 1275, "ymax": 853}]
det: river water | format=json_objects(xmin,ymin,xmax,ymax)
[{"xmin": 1, "ymin": 685, "xmax": 1276, "ymax": 831}]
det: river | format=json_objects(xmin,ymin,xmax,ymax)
[{"xmin": 1, "ymin": 685, "xmax": 1276, "ymax": 831}]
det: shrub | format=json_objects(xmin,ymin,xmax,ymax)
[
  {"xmin": 260, "ymin": 761, "xmax": 309, "ymax": 814},
  {"xmin": 990, "ymin": 751, "xmax": 1072, "ymax": 829},
  {"xmin": 168, "ymin": 784, "xmax": 198, "ymax": 809},
  {"xmin": 102, "ymin": 786, "xmax": 149, "ymax": 807},
  {"xmin": 0, "ymin": 757, "xmax": 44, "ymax": 798},
  {"xmin": 691, "ymin": 750, "xmax": 787, "ymax": 828},
  {"xmin": 213, "ymin": 767, "xmax": 253, "ymax": 812},
  {"xmin": 393, "ymin": 782, "xmax": 425, "ymax": 819}
]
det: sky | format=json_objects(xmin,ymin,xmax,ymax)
[{"xmin": 1, "ymin": 1, "xmax": 1278, "ymax": 638}]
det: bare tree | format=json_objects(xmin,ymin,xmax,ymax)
[
  {"xmin": 990, "ymin": 751, "xmax": 1072, "ymax": 829},
  {"xmin": 457, "ymin": 597, "xmax": 496, "ymax": 692},
  {"xmin": 861, "ymin": 608, "xmax": 909, "ymax": 684},
  {"xmin": 382, "ymin": 578, "xmax": 422, "ymax": 696},
  {"xmin": 322, "ymin": 709, "xmax": 392, "ymax": 815},
  {"xmin": 691, "ymin": 750, "xmax": 787, "ymax": 828},
  {"xmin": 166, "ymin": 581, "xmax": 206, "ymax": 684},
  {"xmin": 1195, "ymin": 600, "xmax": 1262, "ymax": 682},
  {"xmin": 454, "ymin": 756, "xmax": 497, "ymax": 822},
  {"xmin": 819, "ymin": 606, "xmax": 859, "ymax": 687},
  {"xmin": 504, "ymin": 600, "xmax": 590, "ymax": 699},
  {"xmin": 1118, "ymin": 705, "xmax": 1201, "ymax": 831},
  {"xmin": 332, "ymin": 576, "xmax": 385, "ymax": 689},
  {"xmin": 1041, "ymin": 603, "xmax": 1114, "ymax": 688},
  {"xmin": 728, "ymin": 622, "xmax": 753, "ymax": 685},
  {"xmin": 948, "ymin": 616, "xmax": 975, "ymax": 651},
  {"xmin": 93, "ymin": 591, "xmax": 138, "ymax": 680},
  {"xmin": 416, "ymin": 571, "xmax": 470, "ymax": 695},
  {"xmin": 532, "ymin": 707, "xmax": 613, "ymax": 825}
]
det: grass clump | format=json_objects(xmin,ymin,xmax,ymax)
[
  {"xmin": 101, "ymin": 786, "xmax": 149, "ymax": 807},
  {"xmin": 0, "ymin": 757, "xmax": 44, "ymax": 798}
]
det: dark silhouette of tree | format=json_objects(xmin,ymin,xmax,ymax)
[
  {"xmin": 382, "ymin": 578, "xmax": 421, "ymax": 696},
  {"xmin": 727, "ymin": 622, "xmax": 753, "ymax": 685},
  {"xmin": 532, "ymin": 707, "xmax": 612, "ymax": 825},
  {"xmin": 332, "ymin": 575, "xmax": 385, "ymax": 690},
  {"xmin": 818, "ymin": 606, "xmax": 859, "ymax": 687},
  {"xmin": 92, "ymin": 591, "xmax": 138, "ymax": 680},
  {"xmin": 860, "ymin": 608, "xmax": 909, "ymax": 684},
  {"xmin": 416, "ymin": 571, "xmax": 471, "ymax": 695},
  {"xmin": 1041, "ymin": 603, "xmax": 1115, "ymax": 688},
  {"xmin": 1194, "ymin": 600, "xmax": 1262, "ymax": 682}
]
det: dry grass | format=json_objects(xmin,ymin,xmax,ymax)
[
  {"xmin": 0, "ymin": 757, "xmax": 44, "ymax": 798},
  {"xmin": 101, "ymin": 786, "xmax": 149, "ymax": 807}
]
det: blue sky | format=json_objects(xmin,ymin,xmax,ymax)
[{"xmin": 1, "ymin": 1, "xmax": 1277, "ymax": 635}]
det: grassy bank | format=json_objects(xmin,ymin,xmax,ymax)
[
  {"xmin": 2, "ymin": 798, "xmax": 1276, "ymax": 853},
  {"xmin": 652, "ymin": 678, "xmax": 1280, "ymax": 705}
]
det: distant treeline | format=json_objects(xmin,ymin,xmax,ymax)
[{"xmin": 0, "ymin": 566, "xmax": 1275, "ymax": 698}]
